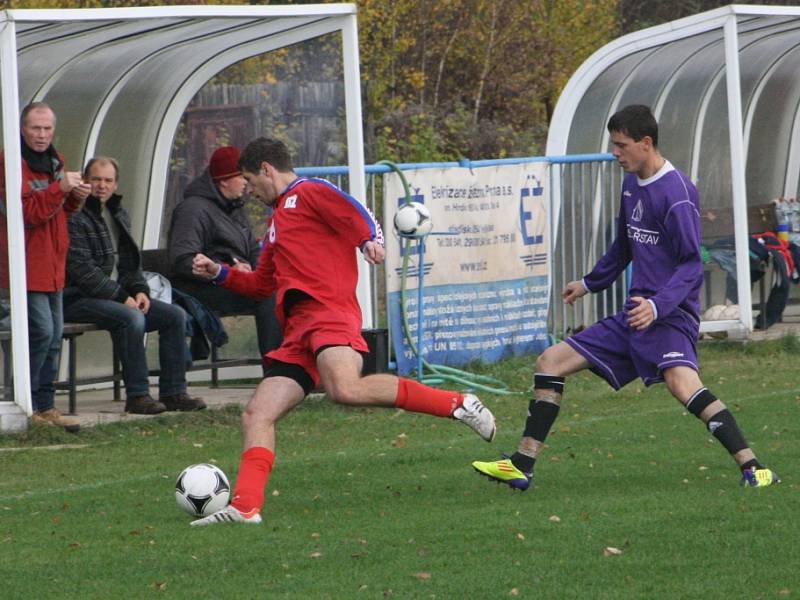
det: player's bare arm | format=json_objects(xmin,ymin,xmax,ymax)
[
  {"xmin": 562, "ymin": 280, "xmax": 587, "ymax": 305},
  {"xmin": 192, "ymin": 253, "xmax": 221, "ymax": 280},
  {"xmin": 626, "ymin": 296, "xmax": 654, "ymax": 330}
]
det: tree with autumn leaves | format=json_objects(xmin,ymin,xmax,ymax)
[{"xmin": 4, "ymin": 0, "xmax": 791, "ymax": 162}]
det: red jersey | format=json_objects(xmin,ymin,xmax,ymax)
[{"xmin": 216, "ymin": 177, "xmax": 384, "ymax": 324}]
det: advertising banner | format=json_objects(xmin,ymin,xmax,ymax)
[{"xmin": 384, "ymin": 163, "xmax": 551, "ymax": 375}]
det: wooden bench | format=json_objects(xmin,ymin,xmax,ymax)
[
  {"xmin": 1, "ymin": 322, "xmax": 121, "ymax": 414},
  {"xmin": 700, "ymin": 202, "xmax": 776, "ymax": 318}
]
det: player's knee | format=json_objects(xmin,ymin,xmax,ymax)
[
  {"xmin": 241, "ymin": 399, "xmax": 278, "ymax": 430},
  {"xmin": 326, "ymin": 382, "xmax": 360, "ymax": 406},
  {"xmin": 535, "ymin": 348, "xmax": 561, "ymax": 375}
]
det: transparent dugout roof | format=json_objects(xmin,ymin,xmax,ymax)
[
  {"xmin": 547, "ymin": 5, "xmax": 800, "ymax": 209},
  {"xmin": 1, "ymin": 5, "xmax": 358, "ymax": 244}
]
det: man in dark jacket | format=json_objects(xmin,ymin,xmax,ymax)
[
  {"xmin": 167, "ymin": 146, "xmax": 281, "ymax": 365},
  {"xmin": 0, "ymin": 102, "xmax": 90, "ymax": 432},
  {"xmin": 64, "ymin": 157, "xmax": 205, "ymax": 415}
]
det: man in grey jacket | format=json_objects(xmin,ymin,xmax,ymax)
[
  {"xmin": 64, "ymin": 157, "xmax": 205, "ymax": 415},
  {"xmin": 167, "ymin": 146, "xmax": 281, "ymax": 364}
]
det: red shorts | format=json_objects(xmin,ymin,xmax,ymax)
[{"xmin": 265, "ymin": 298, "xmax": 368, "ymax": 386}]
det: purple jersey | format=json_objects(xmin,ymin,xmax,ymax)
[{"xmin": 583, "ymin": 161, "xmax": 702, "ymax": 323}]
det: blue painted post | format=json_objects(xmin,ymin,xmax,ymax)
[{"xmin": 416, "ymin": 237, "xmax": 424, "ymax": 381}]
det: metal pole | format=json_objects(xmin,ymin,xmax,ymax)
[
  {"xmin": 416, "ymin": 238, "xmax": 424, "ymax": 381},
  {"xmin": 0, "ymin": 18, "xmax": 33, "ymax": 415}
]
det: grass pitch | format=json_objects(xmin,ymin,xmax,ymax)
[{"xmin": 0, "ymin": 338, "xmax": 797, "ymax": 598}]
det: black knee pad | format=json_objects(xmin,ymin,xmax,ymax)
[
  {"xmin": 685, "ymin": 388, "xmax": 716, "ymax": 417},
  {"xmin": 534, "ymin": 373, "xmax": 565, "ymax": 394}
]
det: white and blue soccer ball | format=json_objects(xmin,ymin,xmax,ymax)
[
  {"xmin": 175, "ymin": 463, "xmax": 230, "ymax": 517},
  {"xmin": 394, "ymin": 201, "xmax": 433, "ymax": 238}
]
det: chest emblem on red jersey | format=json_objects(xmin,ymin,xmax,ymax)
[
  {"xmin": 284, "ymin": 194, "xmax": 297, "ymax": 208},
  {"xmin": 268, "ymin": 221, "xmax": 276, "ymax": 244},
  {"xmin": 631, "ymin": 198, "xmax": 643, "ymax": 222}
]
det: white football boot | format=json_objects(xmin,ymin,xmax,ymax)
[
  {"xmin": 453, "ymin": 393, "xmax": 496, "ymax": 442},
  {"xmin": 190, "ymin": 505, "xmax": 262, "ymax": 527}
]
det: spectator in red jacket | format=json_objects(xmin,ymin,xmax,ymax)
[{"xmin": 0, "ymin": 102, "xmax": 91, "ymax": 432}]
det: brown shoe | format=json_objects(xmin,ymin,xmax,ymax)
[
  {"xmin": 32, "ymin": 408, "xmax": 80, "ymax": 433},
  {"xmin": 125, "ymin": 394, "xmax": 167, "ymax": 415},
  {"xmin": 160, "ymin": 392, "xmax": 206, "ymax": 412}
]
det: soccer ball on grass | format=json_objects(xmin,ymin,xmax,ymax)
[
  {"xmin": 393, "ymin": 201, "xmax": 433, "ymax": 238},
  {"xmin": 175, "ymin": 463, "xmax": 230, "ymax": 517}
]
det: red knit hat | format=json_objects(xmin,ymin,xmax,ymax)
[{"xmin": 208, "ymin": 146, "xmax": 242, "ymax": 180}]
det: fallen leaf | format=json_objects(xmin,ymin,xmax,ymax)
[
  {"xmin": 392, "ymin": 433, "xmax": 407, "ymax": 448},
  {"xmin": 413, "ymin": 572, "xmax": 431, "ymax": 581},
  {"xmin": 151, "ymin": 581, "xmax": 167, "ymax": 591},
  {"xmin": 603, "ymin": 547, "xmax": 622, "ymax": 556},
  {"xmin": 311, "ymin": 532, "xmax": 321, "ymax": 538},
  {"xmin": 309, "ymin": 551, "xmax": 322, "ymax": 558},
  {"xmin": 272, "ymin": 490, "xmax": 280, "ymax": 496},
  {"xmin": 510, "ymin": 589, "xmax": 519, "ymax": 596},
  {"xmin": 698, "ymin": 466, "xmax": 708, "ymax": 471},
  {"xmin": 548, "ymin": 515, "xmax": 561, "ymax": 523},
  {"xmin": 192, "ymin": 443, "xmax": 203, "ymax": 448},
  {"xmin": 516, "ymin": 533, "xmax": 525, "ymax": 540}
]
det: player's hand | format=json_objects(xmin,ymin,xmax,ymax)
[
  {"xmin": 192, "ymin": 253, "xmax": 221, "ymax": 279},
  {"xmin": 134, "ymin": 292, "xmax": 150, "ymax": 314},
  {"xmin": 627, "ymin": 296, "xmax": 655, "ymax": 330},
  {"xmin": 59, "ymin": 171, "xmax": 84, "ymax": 193},
  {"xmin": 123, "ymin": 297, "xmax": 138, "ymax": 310},
  {"xmin": 231, "ymin": 258, "xmax": 252, "ymax": 272},
  {"xmin": 361, "ymin": 240, "xmax": 385, "ymax": 265},
  {"xmin": 562, "ymin": 280, "xmax": 588, "ymax": 305}
]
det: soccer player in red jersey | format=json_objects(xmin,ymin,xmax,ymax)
[{"xmin": 190, "ymin": 138, "xmax": 496, "ymax": 526}]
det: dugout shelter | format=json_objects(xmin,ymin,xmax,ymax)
[
  {"xmin": 547, "ymin": 4, "xmax": 800, "ymax": 335},
  {"xmin": 0, "ymin": 4, "xmax": 367, "ymax": 422}
]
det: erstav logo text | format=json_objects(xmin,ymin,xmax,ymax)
[{"xmin": 626, "ymin": 225, "xmax": 659, "ymax": 245}]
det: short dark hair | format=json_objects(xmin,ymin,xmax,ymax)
[
  {"xmin": 21, "ymin": 101, "xmax": 55, "ymax": 127},
  {"xmin": 84, "ymin": 156, "xmax": 120, "ymax": 181},
  {"xmin": 239, "ymin": 137, "xmax": 293, "ymax": 173},
  {"xmin": 607, "ymin": 104, "xmax": 658, "ymax": 147}
]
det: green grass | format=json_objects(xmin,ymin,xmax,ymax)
[{"xmin": 0, "ymin": 338, "xmax": 797, "ymax": 598}]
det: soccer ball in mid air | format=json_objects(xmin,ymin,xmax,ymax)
[
  {"xmin": 175, "ymin": 463, "xmax": 230, "ymax": 517},
  {"xmin": 394, "ymin": 201, "xmax": 433, "ymax": 238}
]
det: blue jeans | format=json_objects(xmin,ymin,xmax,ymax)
[
  {"xmin": 28, "ymin": 291, "xmax": 63, "ymax": 412},
  {"xmin": 64, "ymin": 297, "xmax": 189, "ymax": 398}
]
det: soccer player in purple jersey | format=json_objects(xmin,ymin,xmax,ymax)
[{"xmin": 472, "ymin": 104, "xmax": 780, "ymax": 490}]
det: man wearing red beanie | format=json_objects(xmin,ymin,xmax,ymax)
[{"xmin": 167, "ymin": 146, "xmax": 281, "ymax": 365}]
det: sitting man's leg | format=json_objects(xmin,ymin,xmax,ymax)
[
  {"xmin": 173, "ymin": 279, "xmax": 281, "ymax": 361},
  {"xmin": 144, "ymin": 299, "xmax": 205, "ymax": 411},
  {"xmin": 64, "ymin": 297, "xmax": 165, "ymax": 414}
]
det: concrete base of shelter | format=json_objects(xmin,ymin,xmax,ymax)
[
  {"xmin": 53, "ymin": 384, "xmax": 258, "ymax": 429},
  {"xmin": 0, "ymin": 402, "xmax": 28, "ymax": 433}
]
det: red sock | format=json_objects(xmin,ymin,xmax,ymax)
[
  {"xmin": 230, "ymin": 446, "xmax": 275, "ymax": 513},
  {"xmin": 394, "ymin": 378, "xmax": 463, "ymax": 417}
]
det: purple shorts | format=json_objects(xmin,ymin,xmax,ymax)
[{"xmin": 565, "ymin": 309, "xmax": 699, "ymax": 390}]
